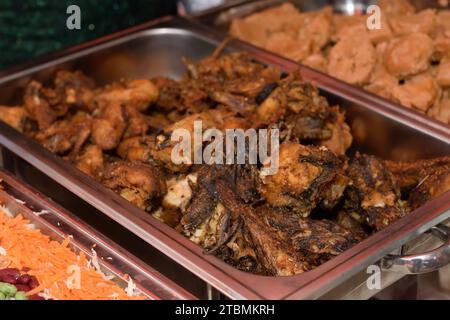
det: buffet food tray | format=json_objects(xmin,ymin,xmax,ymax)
[
  {"xmin": 0, "ymin": 16, "xmax": 450, "ymax": 299},
  {"xmin": 0, "ymin": 169, "xmax": 194, "ymax": 300},
  {"xmin": 194, "ymin": 0, "xmax": 450, "ymax": 130}
]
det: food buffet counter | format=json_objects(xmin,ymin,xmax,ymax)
[{"xmin": 0, "ymin": 0, "xmax": 449, "ymax": 300}]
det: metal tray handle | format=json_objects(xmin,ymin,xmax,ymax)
[{"xmin": 381, "ymin": 225, "xmax": 450, "ymax": 274}]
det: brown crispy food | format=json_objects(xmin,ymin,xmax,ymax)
[
  {"xmin": 260, "ymin": 142, "xmax": 349, "ymax": 217},
  {"xmin": 94, "ymin": 79, "xmax": 159, "ymax": 111},
  {"xmin": 385, "ymin": 157, "xmax": 450, "ymax": 190},
  {"xmin": 53, "ymin": 70, "xmax": 96, "ymax": 111},
  {"xmin": 256, "ymin": 74, "xmax": 352, "ymax": 155},
  {"xmin": 336, "ymin": 211, "xmax": 369, "ymax": 242},
  {"xmin": 91, "ymin": 102, "xmax": 127, "ymax": 150},
  {"xmin": 33, "ymin": 111, "xmax": 91, "ymax": 156},
  {"xmin": 5, "ymin": 50, "xmax": 450, "ymax": 276},
  {"xmin": 199, "ymin": 167, "xmax": 309, "ymax": 276},
  {"xmin": 103, "ymin": 161, "xmax": 166, "ymax": 211},
  {"xmin": 24, "ymin": 81, "xmax": 59, "ymax": 129},
  {"xmin": 198, "ymin": 165, "xmax": 355, "ymax": 275},
  {"xmin": 74, "ymin": 144, "xmax": 104, "ymax": 179},
  {"xmin": 408, "ymin": 167, "xmax": 450, "ymax": 210},
  {"xmin": 117, "ymin": 135, "xmax": 157, "ymax": 164},
  {"xmin": 263, "ymin": 207, "xmax": 357, "ymax": 266},
  {"xmin": 345, "ymin": 153, "xmax": 405, "ymax": 231},
  {"xmin": 0, "ymin": 106, "xmax": 29, "ymax": 132},
  {"xmin": 385, "ymin": 157, "xmax": 450, "ymax": 209}
]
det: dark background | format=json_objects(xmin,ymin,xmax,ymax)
[{"xmin": 0, "ymin": 0, "xmax": 178, "ymax": 70}]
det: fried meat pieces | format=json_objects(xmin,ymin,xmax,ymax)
[
  {"xmin": 345, "ymin": 153, "xmax": 405, "ymax": 231},
  {"xmin": 255, "ymin": 74, "xmax": 353, "ymax": 155},
  {"xmin": 186, "ymin": 164, "xmax": 356, "ymax": 275},
  {"xmin": 260, "ymin": 142, "xmax": 348, "ymax": 217},
  {"xmin": 1, "ymin": 51, "xmax": 450, "ymax": 276},
  {"xmin": 385, "ymin": 157, "xmax": 450, "ymax": 210}
]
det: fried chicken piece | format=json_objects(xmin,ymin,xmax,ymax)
[
  {"xmin": 408, "ymin": 167, "xmax": 450, "ymax": 210},
  {"xmin": 384, "ymin": 33, "xmax": 434, "ymax": 78},
  {"xmin": 296, "ymin": 7, "xmax": 333, "ymax": 54},
  {"xmin": 151, "ymin": 108, "xmax": 248, "ymax": 172},
  {"xmin": 179, "ymin": 165, "xmax": 262, "ymax": 271},
  {"xmin": 150, "ymin": 112, "xmax": 217, "ymax": 172},
  {"xmin": 91, "ymin": 103, "xmax": 126, "ymax": 150},
  {"xmin": 336, "ymin": 211, "xmax": 368, "ymax": 241},
  {"xmin": 345, "ymin": 153, "xmax": 405, "ymax": 231},
  {"xmin": 102, "ymin": 161, "xmax": 166, "ymax": 211},
  {"xmin": 320, "ymin": 106, "xmax": 353, "ymax": 156},
  {"xmin": 152, "ymin": 76, "xmax": 210, "ymax": 114},
  {"xmin": 260, "ymin": 142, "xmax": 349, "ymax": 217},
  {"xmin": 182, "ymin": 163, "xmax": 259, "ymax": 231},
  {"xmin": 231, "ymin": 4, "xmax": 332, "ymax": 62},
  {"xmin": 95, "ymin": 104, "xmax": 152, "ymax": 152},
  {"xmin": 23, "ymin": 81, "xmax": 59, "ymax": 129},
  {"xmin": 53, "ymin": 70, "xmax": 96, "ymax": 111},
  {"xmin": 237, "ymin": 205, "xmax": 308, "ymax": 276},
  {"xmin": 74, "ymin": 144, "xmax": 104, "ymax": 179},
  {"xmin": 123, "ymin": 105, "xmax": 150, "ymax": 138},
  {"xmin": 256, "ymin": 74, "xmax": 352, "ymax": 154},
  {"xmin": 0, "ymin": 106, "xmax": 28, "ymax": 132},
  {"xmin": 385, "ymin": 156, "xmax": 450, "ymax": 191},
  {"xmin": 94, "ymin": 79, "xmax": 159, "ymax": 111},
  {"xmin": 184, "ymin": 51, "xmax": 280, "ymax": 99},
  {"xmin": 265, "ymin": 32, "xmax": 312, "ymax": 63},
  {"xmin": 385, "ymin": 157, "xmax": 450, "ymax": 210},
  {"xmin": 365, "ymin": 44, "xmax": 400, "ymax": 100},
  {"xmin": 33, "ymin": 111, "xmax": 91, "ymax": 155},
  {"xmin": 116, "ymin": 135, "xmax": 157, "ymax": 164}
]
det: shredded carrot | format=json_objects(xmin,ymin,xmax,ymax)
[{"xmin": 0, "ymin": 206, "xmax": 146, "ymax": 300}]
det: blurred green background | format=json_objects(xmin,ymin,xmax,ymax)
[{"xmin": 0, "ymin": 0, "xmax": 177, "ymax": 70}]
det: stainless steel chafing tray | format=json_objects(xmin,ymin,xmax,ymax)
[
  {"xmin": 0, "ymin": 16, "xmax": 450, "ymax": 300},
  {"xmin": 0, "ymin": 169, "xmax": 194, "ymax": 300}
]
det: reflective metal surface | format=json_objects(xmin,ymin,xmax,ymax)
[
  {"xmin": 381, "ymin": 225, "xmax": 450, "ymax": 274},
  {"xmin": 0, "ymin": 169, "xmax": 194, "ymax": 300},
  {"xmin": 0, "ymin": 17, "xmax": 449, "ymax": 299}
]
